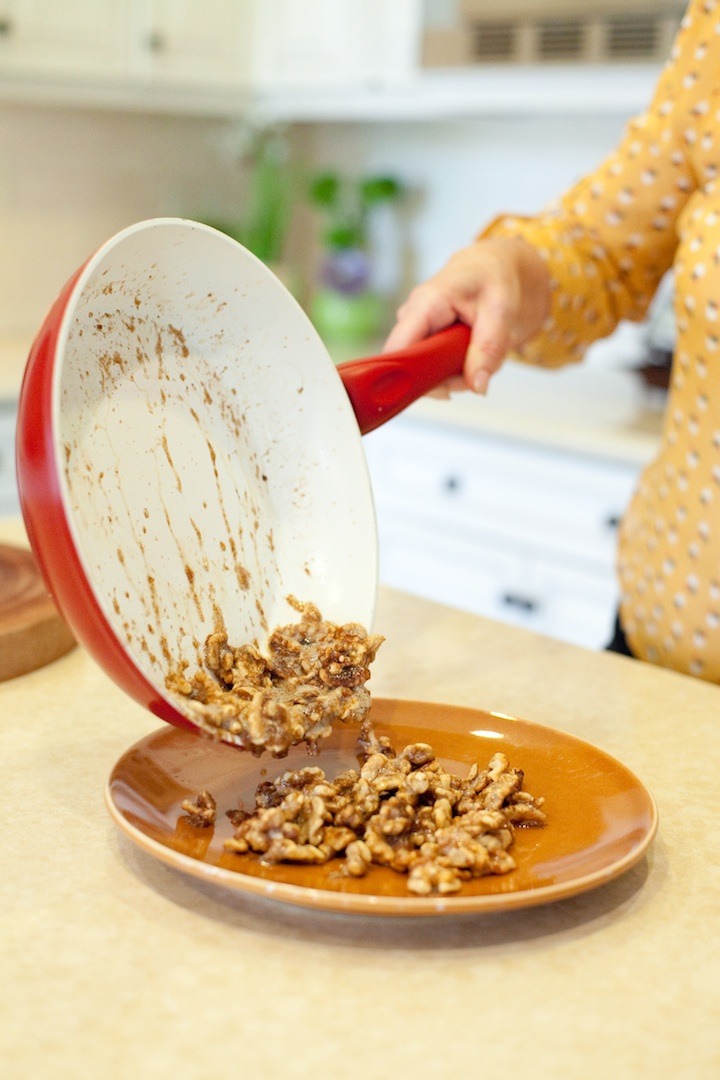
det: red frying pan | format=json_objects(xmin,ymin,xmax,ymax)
[
  {"xmin": 15, "ymin": 219, "xmax": 469, "ymax": 741},
  {"xmin": 338, "ymin": 320, "xmax": 470, "ymax": 434}
]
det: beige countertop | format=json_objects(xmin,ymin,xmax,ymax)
[{"xmin": 1, "ymin": 516, "xmax": 719, "ymax": 1079}]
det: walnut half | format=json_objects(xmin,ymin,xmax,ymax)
[{"xmin": 206, "ymin": 719, "xmax": 547, "ymax": 896}]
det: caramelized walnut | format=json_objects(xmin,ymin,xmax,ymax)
[
  {"xmin": 166, "ymin": 597, "xmax": 384, "ymax": 756},
  {"xmin": 214, "ymin": 723, "xmax": 547, "ymax": 896},
  {"xmin": 180, "ymin": 790, "xmax": 217, "ymax": 828}
]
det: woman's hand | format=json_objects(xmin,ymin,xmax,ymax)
[{"xmin": 384, "ymin": 236, "xmax": 551, "ymax": 394}]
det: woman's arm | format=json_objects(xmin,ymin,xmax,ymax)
[
  {"xmin": 384, "ymin": 235, "xmax": 550, "ymax": 394},
  {"xmin": 386, "ymin": 1, "xmax": 706, "ymax": 393}
]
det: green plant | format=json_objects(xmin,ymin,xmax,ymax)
[
  {"xmin": 308, "ymin": 171, "xmax": 404, "ymax": 252},
  {"xmin": 205, "ymin": 129, "xmax": 294, "ymax": 265},
  {"xmin": 239, "ymin": 131, "xmax": 294, "ymax": 263}
]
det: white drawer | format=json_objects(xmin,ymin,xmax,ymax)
[
  {"xmin": 363, "ymin": 417, "xmax": 640, "ymax": 573},
  {"xmin": 364, "ymin": 415, "xmax": 636, "ymax": 648},
  {"xmin": 520, "ymin": 558, "xmax": 618, "ymax": 648},
  {"xmin": 377, "ymin": 512, "xmax": 526, "ymax": 617},
  {"xmin": 376, "ymin": 507, "xmax": 618, "ymax": 649}
]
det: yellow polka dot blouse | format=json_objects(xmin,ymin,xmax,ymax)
[{"xmin": 486, "ymin": 0, "xmax": 720, "ymax": 681}]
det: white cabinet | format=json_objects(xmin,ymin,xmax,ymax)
[
  {"xmin": 363, "ymin": 416, "xmax": 642, "ymax": 650},
  {"xmin": 0, "ymin": 0, "xmax": 246, "ymax": 89},
  {"xmin": 0, "ymin": 1, "xmax": 661, "ymax": 117},
  {"xmin": 249, "ymin": 0, "xmax": 422, "ymax": 90},
  {"xmin": 0, "ymin": 1, "xmax": 130, "ymax": 80},
  {"xmin": 0, "ymin": 0, "xmax": 423, "ymax": 105},
  {"xmin": 131, "ymin": 0, "xmax": 250, "ymax": 89}
]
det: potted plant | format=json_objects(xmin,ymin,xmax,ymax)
[
  {"xmin": 308, "ymin": 170, "xmax": 405, "ymax": 346},
  {"xmin": 202, "ymin": 127, "xmax": 296, "ymax": 289}
]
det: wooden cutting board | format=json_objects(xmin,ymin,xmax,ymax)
[{"xmin": 0, "ymin": 543, "xmax": 76, "ymax": 681}]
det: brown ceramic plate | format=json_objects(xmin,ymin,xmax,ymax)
[{"xmin": 105, "ymin": 698, "xmax": 658, "ymax": 917}]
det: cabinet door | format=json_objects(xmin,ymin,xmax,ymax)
[
  {"xmin": 133, "ymin": 0, "xmax": 250, "ymax": 87},
  {"xmin": 250, "ymin": 0, "xmax": 366, "ymax": 88},
  {"xmin": 0, "ymin": 0, "xmax": 130, "ymax": 79},
  {"xmin": 0, "ymin": 0, "xmax": 421, "ymax": 96},
  {"xmin": 250, "ymin": 0, "xmax": 422, "ymax": 89},
  {"xmin": 376, "ymin": 510, "xmax": 526, "ymax": 621},
  {"xmin": 363, "ymin": 416, "xmax": 638, "ymax": 649}
]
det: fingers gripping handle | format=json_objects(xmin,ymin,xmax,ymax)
[{"xmin": 337, "ymin": 323, "xmax": 471, "ymax": 435}]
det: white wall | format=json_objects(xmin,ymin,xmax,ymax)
[
  {"xmin": 0, "ymin": 103, "xmax": 251, "ymax": 337},
  {"xmin": 299, "ymin": 111, "xmax": 632, "ymax": 303},
  {"xmin": 0, "ymin": 99, "xmax": 637, "ymax": 344}
]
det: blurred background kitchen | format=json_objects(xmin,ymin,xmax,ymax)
[{"xmin": 0, "ymin": 0, "xmax": 682, "ymax": 649}]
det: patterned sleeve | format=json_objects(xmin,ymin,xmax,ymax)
[{"xmin": 481, "ymin": 4, "xmax": 704, "ymax": 368}]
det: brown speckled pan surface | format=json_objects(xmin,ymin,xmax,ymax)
[{"xmin": 106, "ymin": 698, "xmax": 658, "ymax": 917}]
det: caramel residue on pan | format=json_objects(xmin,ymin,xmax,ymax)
[{"xmin": 168, "ymin": 325, "xmax": 189, "ymax": 357}]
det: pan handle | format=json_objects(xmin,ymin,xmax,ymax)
[{"xmin": 337, "ymin": 322, "xmax": 472, "ymax": 435}]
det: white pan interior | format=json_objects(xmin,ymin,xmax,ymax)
[{"xmin": 54, "ymin": 218, "xmax": 378, "ymax": 710}]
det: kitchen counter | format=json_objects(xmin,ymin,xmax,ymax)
[{"xmin": 1, "ymin": 516, "xmax": 718, "ymax": 1079}]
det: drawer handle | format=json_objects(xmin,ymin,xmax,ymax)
[
  {"xmin": 604, "ymin": 513, "xmax": 621, "ymax": 530},
  {"xmin": 501, "ymin": 592, "xmax": 539, "ymax": 613},
  {"xmin": 442, "ymin": 475, "xmax": 462, "ymax": 494}
]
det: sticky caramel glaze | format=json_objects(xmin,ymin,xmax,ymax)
[{"xmin": 166, "ymin": 597, "xmax": 384, "ymax": 756}]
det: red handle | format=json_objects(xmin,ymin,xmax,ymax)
[{"xmin": 337, "ymin": 322, "xmax": 471, "ymax": 435}]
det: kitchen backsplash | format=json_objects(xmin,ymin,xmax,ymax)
[
  {"xmin": 301, "ymin": 110, "xmax": 629, "ymax": 294},
  {"xmin": 0, "ymin": 103, "xmax": 263, "ymax": 339},
  {"xmin": 0, "ymin": 93, "xmax": 645, "ymax": 389}
]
